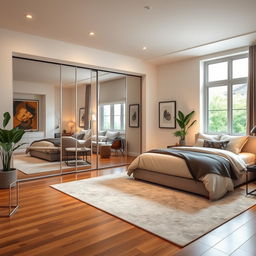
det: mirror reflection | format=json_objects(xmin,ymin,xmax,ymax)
[{"xmin": 12, "ymin": 57, "xmax": 141, "ymax": 181}]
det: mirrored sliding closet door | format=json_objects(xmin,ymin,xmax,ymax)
[
  {"xmin": 12, "ymin": 58, "xmax": 62, "ymax": 179},
  {"xmin": 13, "ymin": 57, "xmax": 142, "ymax": 181}
]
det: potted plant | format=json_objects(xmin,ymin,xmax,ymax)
[
  {"xmin": 0, "ymin": 112, "xmax": 25, "ymax": 188},
  {"xmin": 174, "ymin": 110, "xmax": 196, "ymax": 146}
]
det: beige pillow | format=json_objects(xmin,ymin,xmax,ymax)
[
  {"xmin": 194, "ymin": 133, "xmax": 221, "ymax": 147},
  {"xmin": 220, "ymin": 135, "xmax": 248, "ymax": 154}
]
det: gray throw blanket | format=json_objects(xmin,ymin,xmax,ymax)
[{"xmin": 147, "ymin": 148, "xmax": 237, "ymax": 181}]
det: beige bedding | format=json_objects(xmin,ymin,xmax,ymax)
[
  {"xmin": 128, "ymin": 147, "xmax": 249, "ymax": 200},
  {"xmin": 26, "ymin": 140, "xmax": 60, "ymax": 154}
]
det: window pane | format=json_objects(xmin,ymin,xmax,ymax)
[
  {"xmin": 114, "ymin": 104, "xmax": 121, "ymax": 115},
  {"xmin": 208, "ymin": 86, "xmax": 228, "ymax": 133},
  {"xmin": 208, "ymin": 110, "xmax": 228, "ymax": 133},
  {"xmin": 208, "ymin": 62, "xmax": 228, "ymax": 82},
  {"xmin": 232, "ymin": 110, "xmax": 246, "ymax": 134},
  {"xmin": 104, "ymin": 105, "xmax": 110, "ymax": 115},
  {"xmin": 232, "ymin": 84, "xmax": 247, "ymax": 134},
  {"xmin": 208, "ymin": 86, "xmax": 227, "ymax": 111},
  {"xmin": 232, "ymin": 58, "xmax": 248, "ymax": 79},
  {"xmin": 232, "ymin": 84, "xmax": 247, "ymax": 109},
  {"xmin": 114, "ymin": 115, "xmax": 121, "ymax": 130},
  {"xmin": 103, "ymin": 115, "xmax": 110, "ymax": 129}
]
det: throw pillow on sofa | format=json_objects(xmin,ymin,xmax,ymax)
[{"xmin": 106, "ymin": 130, "xmax": 120, "ymax": 141}]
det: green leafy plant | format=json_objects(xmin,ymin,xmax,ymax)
[
  {"xmin": 0, "ymin": 112, "xmax": 25, "ymax": 171},
  {"xmin": 174, "ymin": 110, "xmax": 196, "ymax": 142}
]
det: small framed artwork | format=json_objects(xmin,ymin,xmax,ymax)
[
  {"xmin": 129, "ymin": 104, "xmax": 139, "ymax": 128},
  {"xmin": 159, "ymin": 101, "xmax": 176, "ymax": 129},
  {"xmin": 79, "ymin": 108, "xmax": 86, "ymax": 128},
  {"xmin": 13, "ymin": 99, "xmax": 39, "ymax": 131}
]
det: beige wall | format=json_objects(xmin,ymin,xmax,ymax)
[
  {"xmin": 0, "ymin": 28, "xmax": 157, "ymax": 152},
  {"xmin": 13, "ymin": 81, "xmax": 55, "ymax": 138},
  {"xmin": 126, "ymin": 76, "xmax": 141, "ymax": 156},
  {"xmin": 99, "ymin": 78, "xmax": 126, "ymax": 104}
]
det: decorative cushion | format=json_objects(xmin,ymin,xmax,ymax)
[
  {"xmin": 91, "ymin": 135, "xmax": 107, "ymax": 142},
  {"xmin": 194, "ymin": 133, "xmax": 221, "ymax": 147},
  {"xmin": 72, "ymin": 133, "xmax": 85, "ymax": 140},
  {"xmin": 81, "ymin": 129, "xmax": 91, "ymax": 141},
  {"xmin": 203, "ymin": 140, "xmax": 230, "ymax": 150},
  {"xmin": 220, "ymin": 135, "xmax": 248, "ymax": 154},
  {"xmin": 105, "ymin": 130, "xmax": 120, "ymax": 141},
  {"xmin": 98, "ymin": 130, "xmax": 106, "ymax": 136}
]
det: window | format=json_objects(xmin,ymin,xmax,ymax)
[
  {"xmin": 204, "ymin": 54, "xmax": 248, "ymax": 135},
  {"xmin": 99, "ymin": 103, "xmax": 125, "ymax": 131}
]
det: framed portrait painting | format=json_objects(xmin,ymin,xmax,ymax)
[
  {"xmin": 13, "ymin": 99, "xmax": 39, "ymax": 131},
  {"xmin": 79, "ymin": 108, "xmax": 86, "ymax": 128},
  {"xmin": 159, "ymin": 101, "xmax": 176, "ymax": 129},
  {"xmin": 129, "ymin": 104, "xmax": 139, "ymax": 128}
]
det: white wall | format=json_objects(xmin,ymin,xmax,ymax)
[
  {"xmin": 0, "ymin": 28, "xmax": 157, "ymax": 152},
  {"xmin": 155, "ymin": 47, "xmax": 249, "ymax": 148}
]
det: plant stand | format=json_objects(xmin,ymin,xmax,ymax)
[{"xmin": 0, "ymin": 181, "xmax": 19, "ymax": 217}]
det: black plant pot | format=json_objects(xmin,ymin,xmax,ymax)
[{"xmin": 0, "ymin": 169, "xmax": 17, "ymax": 189}]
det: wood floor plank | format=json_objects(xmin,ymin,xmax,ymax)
[{"xmin": 1, "ymin": 165, "xmax": 255, "ymax": 256}]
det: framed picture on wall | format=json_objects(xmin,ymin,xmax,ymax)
[
  {"xmin": 129, "ymin": 104, "xmax": 139, "ymax": 128},
  {"xmin": 159, "ymin": 101, "xmax": 176, "ymax": 129},
  {"xmin": 79, "ymin": 108, "xmax": 86, "ymax": 128},
  {"xmin": 13, "ymin": 99, "xmax": 39, "ymax": 131}
]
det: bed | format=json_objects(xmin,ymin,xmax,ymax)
[
  {"xmin": 26, "ymin": 136, "xmax": 91, "ymax": 162},
  {"xmin": 128, "ymin": 134, "xmax": 256, "ymax": 200}
]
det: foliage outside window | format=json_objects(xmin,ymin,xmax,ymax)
[
  {"xmin": 204, "ymin": 54, "xmax": 248, "ymax": 135},
  {"xmin": 99, "ymin": 103, "xmax": 125, "ymax": 131}
]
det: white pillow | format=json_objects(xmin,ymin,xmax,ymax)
[
  {"xmin": 91, "ymin": 135, "xmax": 107, "ymax": 142},
  {"xmin": 220, "ymin": 135, "xmax": 248, "ymax": 154},
  {"xmin": 106, "ymin": 130, "xmax": 119, "ymax": 140},
  {"xmin": 81, "ymin": 129, "xmax": 91, "ymax": 140},
  {"xmin": 194, "ymin": 133, "xmax": 221, "ymax": 147},
  {"xmin": 98, "ymin": 130, "xmax": 106, "ymax": 136}
]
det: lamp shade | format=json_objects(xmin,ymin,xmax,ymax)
[{"xmin": 251, "ymin": 126, "xmax": 256, "ymax": 134}]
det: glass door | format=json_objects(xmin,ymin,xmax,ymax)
[
  {"xmin": 12, "ymin": 57, "xmax": 62, "ymax": 180},
  {"xmin": 60, "ymin": 65, "xmax": 77, "ymax": 173},
  {"xmin": 97, "ymin": 71, "xmax": 128, "ymax": 169}
]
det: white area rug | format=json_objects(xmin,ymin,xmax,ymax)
[
  {"xmin": 51, "ymin": 173, "xmax": 256, "ymax": 247},
  {"xmin": 14, "ymin": 154, "xmax": 88, "ymax": 174}
]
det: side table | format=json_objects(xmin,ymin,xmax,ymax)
[
  {"xmin": 246, "ymin": 165, "xmax": 256, "ymax": 195},
  {"xmin": 0, "ymin": 181, "xmax": 19, "ymax": 217},
  {"xmin": 65, "ymin": 147, "xmax": 91, "ymax": 166}
]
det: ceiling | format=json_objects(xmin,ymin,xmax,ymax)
[
  {"xmin": 13, "ymin": 58, "xmax": 125, "ymax": 86},
  {"xmin": 1, "ymin": 0, "xmax": 256, "ymax": 64}
]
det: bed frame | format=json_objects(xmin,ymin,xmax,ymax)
[{"xmin": 132, "ymin": 136, "xmax": 256, "ymax": 198}]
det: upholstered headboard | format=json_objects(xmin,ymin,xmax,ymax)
[{"xmin": 241, "ymin": 136, "xmax": 256, "ymax": 155}]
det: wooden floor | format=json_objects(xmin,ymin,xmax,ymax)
[
  {"xmin": 17, "ymin": 154, "xmax": 134, "ymax": 180},
  {"xmin": 0, "ymin": 167, "xmax": 256, "ymax": 256}
]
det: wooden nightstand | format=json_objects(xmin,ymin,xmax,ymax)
[{"xmin": 246, "ymin": 165, "xmax": 256, "ymax": 195}]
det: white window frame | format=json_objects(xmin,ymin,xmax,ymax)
[
  {"xmin": 203, "ymin": 53, "xmax": 248, "ymax": 135},
  {"xmin": 99, "ymin": 102, "xmax": 125, "ymax": 131}
]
